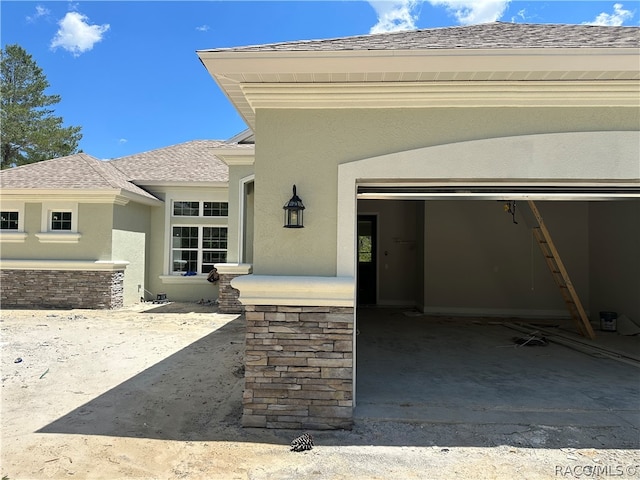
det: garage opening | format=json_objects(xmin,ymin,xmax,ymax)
[{"xmin": 354, "ymin": 193, "xmax": 640, "ymax": 435}]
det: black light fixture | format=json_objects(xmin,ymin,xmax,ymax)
[{"xmin": 283, "ymin": 184, "xmax": 305, "ymax": 228}]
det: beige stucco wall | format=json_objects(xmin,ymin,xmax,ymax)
[
  {"xmin": 254, "ymin": 106, "xmax": 639, "ymax": 276},
  {"xmin": 144, "ymin": 185, "xmax": 228, "ymax": 303},
  {"xmin": 112, "ymin": 202, "xmax": 151, "ymax": 306},
  {"xmin": 1, "ymin": 202, "xmax": 114, "ymax": 260}
]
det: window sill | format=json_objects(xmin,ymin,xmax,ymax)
[
  {"xmin": 159, "ymin": 275, "xmax": 210, "ymax": 285},
  {"xmin": 36, "ymin": 232, "xmax": 82, "ymax": 244},
  {"xmin": 0, "ymin": 232, "xmax": 28, "ymax": 243}
]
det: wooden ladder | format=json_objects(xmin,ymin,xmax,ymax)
[{"xmin": 527, "ymin": 201, "xmax": 596, "ymax": 340}]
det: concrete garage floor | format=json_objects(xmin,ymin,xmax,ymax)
[{"xmin": 354, "ymin": 308, "xmax": 640, "ymax": 448}]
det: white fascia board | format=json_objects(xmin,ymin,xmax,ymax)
[
  {"xmin": 216, "ymin": 155, "xmax": 255, "ymax": 166},
  {"xmin": 0, "ymin": 189, "xmax": 133, "ymax": 205},
  {"xmin": 131, "ymin": 181, "xmax": 228, "ymax": 188},
  {"xmin": 119, "ymin": 191, "xmax": 164, "ymax": 206},
  {"xmin": 199, "ymin": 47, "xmax": 639, "ymax": 79}
]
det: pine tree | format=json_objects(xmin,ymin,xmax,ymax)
[{"xmin": 1, "ymin": 44, "xmax": 82, "ymax": 169}]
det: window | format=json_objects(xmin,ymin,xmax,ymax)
[
  {"xmin": 173, "ymin": 201, "xmax": 228, "ymax": 217},
  {"xmin": 36, "ymin": 202, "xmax": 80, "ymax": 243},
  {"xmin": 173, "ymin": 201, "xmax": 199, "ymax": 216},
  {"xmin": 51, "ymin": 211, "xmax": 72, "ymax": 231},
  {"xmin": 204, "ymin": 202, "xmax": 228, "ymax": 217},
  {"xmin": 202, "ymin": 227, "xmax": 228, "ymax": 271},
  {"xmin": 172, "ymin": 226, "xmax": 227, "ymax": 274},
  {"xmin": 0, "ymin": 211, "xmax": 19, "ymax": 230}
]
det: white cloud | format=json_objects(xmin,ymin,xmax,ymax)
[
  {"xmin": 368, "ymin": 1, "xmax": 420, "ymax": 33},
  {"xmin": 584, "ymin": 3, "xmax": 633, "ymax": 26},
  {"xmin": 196, "ymin": 24, "xmax": 210, "ymax": 32},
  {"xmin": 26, "ymin": 5, "xmax": 51, "ymax": 22},
  {"xmin": 429, "ymin": 0, "xmax": 510, "ymax": 25},
  {"xmin": 366, "ymin": 0, "xmax": 510, "ymax": 33},
  {"xmin": 118, "ymin": 138, "xmax": 128, "ymax": 144},
  {"xmin": 50, "ymin": 11, "xmax": 110, "ymax": 57}
]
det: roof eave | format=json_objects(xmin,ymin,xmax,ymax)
[
  {"xmin": 198, "ymin": 47, "xmax": 640, "ymax": 130},
  {"xmin": 0, "ymin": 188, "xmax": 163, "ymax": 206},
  {"xmin": 131, "ymin": 180, "xmax": 229, "ymax": 188}
]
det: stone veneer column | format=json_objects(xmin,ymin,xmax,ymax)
[
  {"xmin": 232, "ymin": 275, "xmax": 355, "ymax": 430},
  {"xmin": 214, "ymin": 263, "xmax": 253, "ymax": 314}
]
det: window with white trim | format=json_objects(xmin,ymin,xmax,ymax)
[
  {"xmin": 172, "ymin": 226, "xmax": 227, "ymax": 274},
  {"xmin": 36, "ymin": 202, "xmax": 80, "ymax": 243},
  {"xmin": 51, "ymin": 211, "xmax": 72, "ymax": 230},
  {"xmin": 0, "ymin": 211, "xmax": 19, "ymax": 230},
  {"xmin": 172, "ymin": 201, "xmax": 228, "ymax": 217}
]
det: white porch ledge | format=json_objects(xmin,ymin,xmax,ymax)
[
  {"xmin": 0, "ymin": 259, "xmax": 129, "ymax": 271},
  {"xmin": 214, "ymin": 263, "xmax": 253, "ymax": 275},
  {"xmin": 231, "ymin": 275, "xmax": 355, "ymax": 307}
]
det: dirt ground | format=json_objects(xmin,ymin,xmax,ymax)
[{"xmin": 1, "ymin": 303, "xmax": 638, "ymax": 480}]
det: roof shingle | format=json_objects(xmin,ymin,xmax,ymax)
[
  {"xmin": 0, "ymin": 153, "xmax": 157, "ymax": 200},
  {"xmin": 110, "ymin": 140, "xmax": 247, "ymax": 183},
  {"xmin": 199, "ymin": 22, "xmax": 640, "ymax": 53}
]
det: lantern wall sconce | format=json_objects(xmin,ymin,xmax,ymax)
[{"xmin": 283, "ymin": 184, "xmax": 305, "ymax": 228}]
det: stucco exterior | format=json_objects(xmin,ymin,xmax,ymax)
[
  {"xmin": 201, "ymin": 22, "xmax": 639, "ymax": 429},
  {"xmin": 254, "ymin": 108, "xmax": 638, "ymax": 277}
]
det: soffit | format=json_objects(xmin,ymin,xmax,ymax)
[{"xmin": 199, "ymin": 47, "xmax": 640, "ymax": 129}]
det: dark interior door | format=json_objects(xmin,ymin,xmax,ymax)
[{"xmin": 357, "ymin": 215, "xmax": 377, "ymax": 305}]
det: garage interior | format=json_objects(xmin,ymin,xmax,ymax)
[{"xmin": 354, "ymin": 196, "xmax": 640, "ymax": 440}]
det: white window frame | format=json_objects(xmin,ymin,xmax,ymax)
[
  {"xmin": 36, "ymin": 202, "xmax": 81, "ymax": 243},
  {"xmin": 0, "ymin": 202, "xmax": 27, "ymax": 243},
  {"xmin": 172, "ymin": 200, "xmax": 229, "ymax": 218},
  {"xmin": 170, "ymin": 224, "xmax": 228, "ymax": 275}
]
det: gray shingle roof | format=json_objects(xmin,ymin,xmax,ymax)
[
  {"xmin": 200, "ymin": 22, "xmax": 639, "ymax": 53},
  {"xmin": 110, "ymin": 140, "xmax": 246, "ymax": 183},
  {"xmin": 0, "ymin": 153, "xmax": 157, "ymax": 200}
]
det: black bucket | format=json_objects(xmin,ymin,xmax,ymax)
[{"xmin": 600, "ymin": 311, "xmax": 617, "ymax": 332}]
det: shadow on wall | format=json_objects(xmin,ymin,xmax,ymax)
[{"xmin": 38, "ymin": 311, "xmax": 639, "ymax": 449}]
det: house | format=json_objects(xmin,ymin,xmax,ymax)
[
  {"xmin": 0, "ymin": 137, "xmax": 254, "ymax": 309},
  {"xmin": 196, "ymin": 22, "xmax": 640, "ymax": 429},
  {"xmin": 1, "ymin": 22, "xmax": 638, "ymax": 431}
]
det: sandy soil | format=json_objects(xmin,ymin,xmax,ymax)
[{"xmin": 1, "ymin": 303, "xmax": 638, "ymax": 480}]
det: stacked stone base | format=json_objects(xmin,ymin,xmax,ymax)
[
  {"xmin": 243, "ymin": 304, "xmax": 354, "ymax": 430},
  {"xmin": 217, "ymin": 273, "xmax": 243, "ymax": 313},
  {"xmin": 0, "ymin": 269, "xmax": 124, "ymax": 309}
]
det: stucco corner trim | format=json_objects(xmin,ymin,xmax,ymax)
[
  {"xmin": 231, "ymin": 275, "xmax": 355, "ymax": 307},
  {"xmin": 35, "ymin": 232, "xmax": 82, "ymax": 244}
]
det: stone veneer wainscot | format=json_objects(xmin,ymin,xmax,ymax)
[
  {"xmin": 232, "ymin": 275, "xmax": 355, "ymax": 430},
  {"xmin": 0, "ymin": 260, "xmax": 128, "ymax": 309}
]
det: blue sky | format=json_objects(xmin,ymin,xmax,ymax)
[{"xmin": 1, "ymin": 1, "xmax": 637, "ymax": 160}]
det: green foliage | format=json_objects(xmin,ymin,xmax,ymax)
[{"xmin": 1, "ymin": 44, "xmax": 82, "ymax": 169}]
